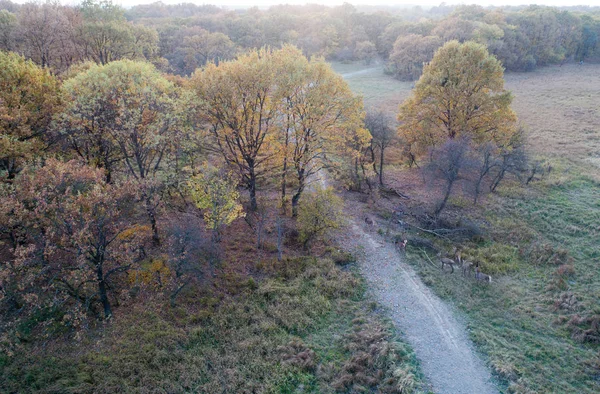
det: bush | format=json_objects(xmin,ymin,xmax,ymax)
[{"xmin": 297, "ymin": 187, "xmax": 345, "ymax": 249}]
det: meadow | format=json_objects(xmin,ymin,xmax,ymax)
[{"xmin": 332, "ymin": 59, "xmax": 600, "ymax": 393}]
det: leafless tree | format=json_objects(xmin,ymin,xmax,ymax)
[
  {"xmin": 365, "ymin": 108, "xmax": 397, "ymax": 186},
  {"xmin": 424, "ymin": 137, "xmax": 475, "ymax": 217}
]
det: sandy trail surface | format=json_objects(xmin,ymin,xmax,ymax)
[{"xmin": 339, "ymin": 222, "xmax": 499, "ymax": 394}]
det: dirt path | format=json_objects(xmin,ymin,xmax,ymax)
[
  {"xmin": 340, "ymin": 222, "xmax": 499, "ymax": 394},
  {"xmin": 340, "ymin": 67, "xmax": 381, "ymax": 78}
]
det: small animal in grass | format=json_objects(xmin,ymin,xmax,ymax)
[
  {"xmin": 461, "ymin": 260, "xmax": 474, "ymax": 277},
  {"xmin": 474, "ymin": 262, "xmax": 492, "ymax": 282},
  {"xmin": 476, "ymin": 271, "xmax": 492, "ymax": 283},
  {"xmin": 438, "ymin": 252, "xmax": 457, "ymax": 273},
  {"xmin": 364, "ymin": 216, "xmax": 374, "ymax": 226},
  {"xmin": 452, "ymin": 246, "xmax": 462, "ymax": 264},
  {"xmin": 395, "ymin": 239, "xmax": 408, "ymax": 252}
]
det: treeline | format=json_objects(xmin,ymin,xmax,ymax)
[{"xmin": 1, "ymin": 1, "xmax": 599, "ymax": 77}]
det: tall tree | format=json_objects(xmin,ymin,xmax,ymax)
[
  {"xmin": 0, "ymin": 10, "xmax": 16, "ymax": 51},
  {"xmin": 0, "ymin": 51, "xmax": 60, "ymax": 181},
  {"xmin": 388, "ymin": 34, "xmax": 442, "ymax": 81},
  {"xmin": 78, "ymin": 0, "xmax": 158, "ymax": 65},
  {"xmin": 365, "ymin": 109, "xmax": 397, "ymax": 186},
  {"xmin": 274, "ymin": 46, "xmax": 365, "ymax": 216},
  {"xmin": 398, "ymin": 40, "xmax": 517, "ymax": 155},
  {"xmin": 58, "ymin": 60, "xmax": 185, "ymax": 244},
  {"xmin": 190, "ymin": 47, "xmax": 280, "ymax": 211}
]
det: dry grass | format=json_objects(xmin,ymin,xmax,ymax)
[
  {"xmin": 331, "ymin": 60, "xmax": 600, "ymax": 174},
  {"xmin": 505, "ymin": 63, "xmax": 600, "ymax": 170}
]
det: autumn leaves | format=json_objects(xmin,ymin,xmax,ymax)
[{"xmin": 190, "ymin": 45, "xmax": 368, "ymax": 214}]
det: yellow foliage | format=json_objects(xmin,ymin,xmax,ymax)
[
  {"xmin": 128, "ymin": 257, "xmax": 171, "ymax": 287},
  {"xmin": 398, "ymin": 40, "xmax": 517, "ymax": 155},
  {"xmin": 188, "ymin": 164, "xmax": 245, "ymax": 241}
]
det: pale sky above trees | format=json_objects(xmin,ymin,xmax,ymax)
[{"xmin": 10, "ymin": 1, "xmax": 600, "ymax": 9}]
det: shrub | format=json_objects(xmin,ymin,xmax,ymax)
[{"xmin": 297, "ymin": 187, "xmax": 345, "ymax": 249}]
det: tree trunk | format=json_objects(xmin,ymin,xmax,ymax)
[
  {"xmin": 379, "ymin": 146, "xmax": 385, "ymax": 185},
  {"xmin": 281, "ymin": 158, "xmax": 288, "ymax": 213},
  {"xmin": 292, "ymin": 188, "xmax": 303, "ymax": 217},
  {"xmin": 145, "ymin": 196, "xmax": 160, "ymax": 246},
  {"xmin": 292, "ymin": 169, "xmax": 305, "ymax": 217},
  {"xmin": 435, "ymin": 180, "xmax": 454, "ymax": 217},
  {"xmin": 96, "ymin": 263, "xmax": 112, "ymax": 319}
]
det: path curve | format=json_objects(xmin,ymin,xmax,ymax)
[
  {"xmin": 340, "ymin": 67, "xmax": 381, "ymax": 78},
  {"xmin": 340, "ymin": 222, "xmax": 499, "ymax": 394}
]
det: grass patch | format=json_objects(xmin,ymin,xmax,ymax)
[{"xmin": 404, "ymin": 174, "xmax": 600, "ymax": 393}]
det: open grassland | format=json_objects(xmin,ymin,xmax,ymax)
[
  {"xmin": 329, "ymin": 62, "xmax": 413, "ymax": 114},
  {"xmin": 334, "ymin": 61, "xmax": 600, "ymax": 392},
  {"xmin": 331, "ymin": 61, "xmax": 600, "ymax": 172},
  {"xmin": 1, "ymin": 243, "xmax": 423, "ymax": 393}
]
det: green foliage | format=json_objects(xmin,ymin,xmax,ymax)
[
  {"xmin": 188, "ymin": 165, "xmax": 245, "ymax": 242},
  {"xmin": 297, "ymin": 187, "xmax": 345, "ymax": 248},
  {"xmin": 0, "ymin": 51, "xmax": 60, "ymax": 180}
]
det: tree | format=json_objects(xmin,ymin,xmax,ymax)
[
  {"xmin": 188, "ymin": 164, "xmax": 245, "ymax": 243},
  {"xmin": 78, "ymin": 0, "xmax": 158, "ymax": 65},
  {"xmin": 58, "ymin": 60, "xmax": 185, "ymax": 244},
  {"xmin": 354, "ymin": 40, "xmax": 376, "ymax": 64},
  {"xmin": 398, "ymin": 40, "xmax": 517, "ymax": 155},
  {"xmin": 190, "ymin": 47, "xmax": 281, "ymax": 211},
  {"xmin": 179, "ymin": 29, "xmax": 236, "ymax": 75},
  {"xmin": 274, "ymin": 46, "xmax": 365, "ymax": 216},
  {"xmin": 424, "ymin": 137, "xmax": 474, "ymax": 217},
  {"xmin": 297, "ymin": 187, "xmax": 344, "ymax": 249},
  {"xmin": 365, "ymin": 108, "xmax": 397, "ymax": 185},
  {"xmin": 0, "ymin": 51, "xmax": 60, "ymax": 181},
  {"xmin": 1, "ymin": 159, "xmax": 141, "ymax": 321},
  {"xmin": 16, "ymin": 1, "xmax": 79, "ymax": 70},
  {"xmin": 0, "ymin": 9, "xmax": 16, "ymax": 51},
  {"xmin": 388, "ymin": 34, "xmax": 442, "ymax": 81}
]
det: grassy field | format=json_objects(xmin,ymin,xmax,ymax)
[
  {"xmin": 329, "ymin": 61, "xmax": 413, "ymax": 114},
  {"xmin": 333, "ymin": 60, "xmax": 600, "ymax": 393},
  {"xmin": 331, "ymin": 60, "xmax": 600, "ymax": 172}
]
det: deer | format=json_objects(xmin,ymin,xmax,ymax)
[
  {"xmin": 461, "ymin": 260, "xmax": 474, "ymax": 277},
  {"xmin": 395, "ymin": 238, "xmax": 408, "ymax": 252},
  {"xmin": 476, "ymin": 271, "xmax": 492, "ymax": 283},
  {"xmin": 474, "ymin": 262, "xmax": 492, "ymax": 283},
  {"xmin": 438, "ymin": 251, "xmax": 457, "ymax": 273}
]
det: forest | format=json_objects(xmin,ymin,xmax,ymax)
[{"xmin": 1, "ymin": 1, "xmax": 600, "ymax": 393}]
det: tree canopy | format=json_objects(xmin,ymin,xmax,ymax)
[{"xmin": 398, "ymin": 40, "xmax": 517, "ymax": 154}]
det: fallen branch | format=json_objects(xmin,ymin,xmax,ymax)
[
  {"xmin": 379, "ymin": 186, "xmax": 410, "ymax": 200},
  {"xmin": 420, "ymin": 249, "xmax": 439, "ymax": 269},
  {"xmin": 403, "ymin": 222, "xmax": 452, "ymax": 241}
]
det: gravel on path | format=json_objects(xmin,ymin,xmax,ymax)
[{"xmin": 340, "ymin": 222, "xmax": 499, "ymax": 394}]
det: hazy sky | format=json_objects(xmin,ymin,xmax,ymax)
[
  {"xmin": 114, "ymin": 0, "xmax": 600, "ymax": 7},
  {"xmin": 12, "ymin": 0, "xmax": 600, "ymax": 8}
]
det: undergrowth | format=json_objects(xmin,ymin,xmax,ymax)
[{"xmin": 1, "ymin": 256, "xmax": 423, "ymax": 393}]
